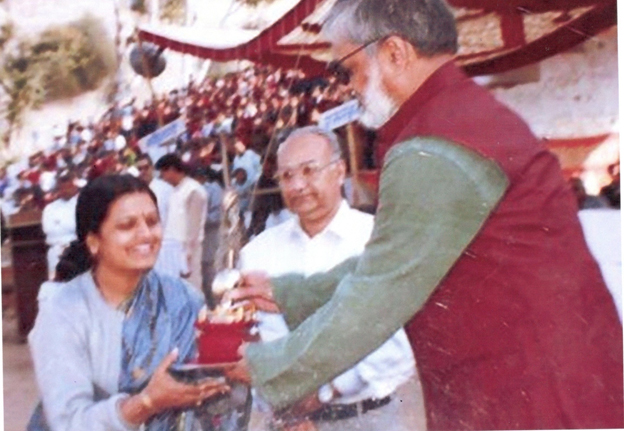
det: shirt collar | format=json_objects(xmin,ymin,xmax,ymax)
[
  {"xmin": 291, "ymin": 200, "xmax": 352, "ymax": 241},
  {"xmin": 175, "ymin": 176, "xmax": 190, "ymax": 190}
]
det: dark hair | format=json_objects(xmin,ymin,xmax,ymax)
[
  {"xmin": 154, "ymin": 153, "xmax": 187, "ymax": 173},
  {"xmin": 324, "ymin": 0, "xmax": 458, "ymax": 57},
  {"xmin": 135, "ymin": 153, "xmax": 153, "ymax": 165},
  {"xmin": 55, "ymin": 174, "xmax": 158, "ymax": 282}
]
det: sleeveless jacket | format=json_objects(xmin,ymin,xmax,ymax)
[{"xmin": 376, "ymin": 61, "xmax": 623, "ymax": 430}]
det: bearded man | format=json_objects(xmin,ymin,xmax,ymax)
[{"xmin": 225, "ymin": 0, "xmax": 624, "ymax": 429}]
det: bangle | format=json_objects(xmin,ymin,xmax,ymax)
[{"xmin": 139, "ymin": 392, "xmax": 155, "ymax": 413}]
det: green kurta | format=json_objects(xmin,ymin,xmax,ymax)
[{"xmin": 246, "ymin": 138, "xmax": 508, "ymax": 408}]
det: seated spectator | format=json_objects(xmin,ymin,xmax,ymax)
[
  {"xmin": 232, "ymin": 167, "xmax": 253, "ymax": 217},
  {"xmin": 600, "ymin": 162, "xmax": 620, "ymax": 208},
  {"xmin": 569, "ymin": 177, "xmax": 609, "ymax": 210}
]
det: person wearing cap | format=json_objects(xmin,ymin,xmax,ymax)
[{"xmin": 41, "ymin": 171, "xmax": 79, "ymax": 279}]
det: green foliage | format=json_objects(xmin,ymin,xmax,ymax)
[
  {"xmin": 0, "ymin": 40, "xmax": 46, "ymax": 147},
  {"xmin": 161, "ymin": 0, "xmax": 185, "ymax": 23},
  {"xmin": 130, "ymin": 0, "xmax": 148, "ymax": 14},
  {"xmin": 32, "ymin": 15, "xmax": 116, "ymax": 99},
  {"xmin": 0, "ymin": 14, "xmax": 116, "ymax": 146},
  {"xmin": 0, "ymin": 22, "xmax": 13, "ymax": 49}
]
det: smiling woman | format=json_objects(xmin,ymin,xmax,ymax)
[{"xmin": 27, "ymin": 175, "xmax": 228, "ymax": 431}]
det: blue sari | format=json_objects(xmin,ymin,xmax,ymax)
[
  {"xmin": 121, "ymin": 271, "xmax": 252, "ymax": 431},
  {"xmin": 118, "ymin": 270, "xmax": 204, "ymax": 429}
]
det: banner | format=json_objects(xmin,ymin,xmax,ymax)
[
  {"xmin": 318, "ymin": 100, "xmax": 361, "ymax": 131},
  {"xmin": 138, "ymin": 117, "xmax": 186, "ymax": 162}
]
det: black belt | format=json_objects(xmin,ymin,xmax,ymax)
[{"xmin": 309, "ymin": 395, "xmax": 392, "ymax": 422}]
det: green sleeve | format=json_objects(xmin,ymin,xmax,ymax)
[
  {"xmin": 271, "ymin": 256, "xmax": 359, "ymax": 330},
  {"xmin": 246, "ymin": 137, "xmax": 509, "ymax": 409}
]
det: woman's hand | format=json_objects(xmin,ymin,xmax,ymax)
[
  {"xmin": 120, "ymin": 348, "xmax": 229, "ymax": 425},
  {"xmin": 143, "ymin": 348, "xmax": 229, "ymax": 410}
]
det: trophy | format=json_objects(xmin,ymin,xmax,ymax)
[{"xmin": 180, "ymin": 184, "xmax": 254, "ymax": 430}]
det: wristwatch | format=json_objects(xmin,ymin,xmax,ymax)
[{"xmin": 318, "ymin": 383, "xmax": 335, "ymax": 404}]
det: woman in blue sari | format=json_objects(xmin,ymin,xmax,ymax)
[{"xmin": 28, "ymin": 174, "xmax": 229, "ymax": 430}]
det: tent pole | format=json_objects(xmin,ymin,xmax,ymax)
[{"xmin": 135, "ymin": 30, "xmax": 162, "ymax": 126}]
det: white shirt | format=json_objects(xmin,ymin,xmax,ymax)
[
  {"xmin": 114, "ymin": 134, "xmax": 127, "ymax": 151},
  {"xmin": 149, "ymin": 178, "xmax": 173, "ymax": 228},
  {"xmin": 265, "ymin": 208, "xmax": 293, "ymax": 231},
  {"xmin": 232, "ymin": 149, "xmax": 261, "ymax": 183},
  {"xmin": 164, "ymin": 176, "xmax": 207, "ymax": 247},
  {"xmin": 42, "ymin": 196, "xmax": 78, "ymax": 247},
  {"xmin": 240, "ymin": 200, "xmax": 415, "ymax": 403},
  {"xmin": 578, "ymin": 208, "xmax": 622, "ymax": 321},
  {"xmin": 39, "ymin": 171, "xmax": 57, "ymax": 193}
]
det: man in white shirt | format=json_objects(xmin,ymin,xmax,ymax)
[
  {"xmin": 239, "ymin": 126, "xmax": 424, "ymax": 430},
  {"xmin": 41, "ymin": 171, "xmax": 79, "ymax": 279},
  {"xmin": 136, "ymin": 154, "xmax": 173, "ymax": 227},
  {"xmin": 155, "ymin": 154, "xmax": 207, "ymax": 291}
]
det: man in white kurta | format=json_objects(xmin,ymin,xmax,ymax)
[
  {"xmin": 156, "ymin": 154, "xmax": 208, "ymax": 291},
  {"xmin": 239, "ymin": 126, "xmax": 424, "ymax": 431},
  {"xmin": 136, "ymin": 154, "xmax": 173, "ymax": 227},
  {"xmin": 137, "ymin": 154, "xmax": 178, "ymax": 279},
  {"xmin": 41, "ymin": 173, "xmax": 79, "ymax": 279}
]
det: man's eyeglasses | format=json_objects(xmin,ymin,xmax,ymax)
[
  {"xmin": 274, "ymin": 157, "xmax": 341, "ymax": 186},
  {"xmin": 326, "ymin": 37, "xmax": 384, "ymax": 85}
]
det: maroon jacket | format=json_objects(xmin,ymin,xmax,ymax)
[{"xmin": 377, "ymin": 62, "xmax": 623, "ymax": 430}]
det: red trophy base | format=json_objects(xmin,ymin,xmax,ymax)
[{"xmin": 195, "ymin": 320, "xmax": 256, "ymax": 364}]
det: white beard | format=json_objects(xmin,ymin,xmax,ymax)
[{"xmin": 358, "ymin": 61, "xmax": 399, "ymax": 129}]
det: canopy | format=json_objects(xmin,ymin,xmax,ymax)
[{"xmin": 138, "ymin": 0, "xmax": 616, "ymax": 76}]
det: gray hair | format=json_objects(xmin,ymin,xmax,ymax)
[
  {"xmin": 322, "ymin": 0, "xmax": 458, "ymax": 57},
  {"xmin": 278, "ymin": 126, "xmax": 343, "ymax": 158}
]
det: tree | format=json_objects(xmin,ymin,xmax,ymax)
[
  {"xmin": 0, "ymin": 15, "xmax": 115, "ymax": 148},
  {"xmin": 0, "ymin": 24, "xmax": 45, "ymax": 148}
]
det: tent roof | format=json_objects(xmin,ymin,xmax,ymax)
[{"xmin": 138, "ymin": 0, "xmax": 616, "ymax": 76}]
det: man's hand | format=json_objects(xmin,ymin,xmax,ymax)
[
  {"xmin": 279, "ymin": 419, "xmax": 317, "ymax": 431},
  {"xmin": 286, "ymin": 392, "xmax": 324, "ymax": 417},
  {"xmin": 272, "ymin": 393, "xmax": 323, "ymax": 431},
  {"xmin": 222, "ymin": 344, "xmax": 252, "ymax": 384},
  {"xmin": 224, "ymin": 271, "xmax": 280, "ymax": 313}
]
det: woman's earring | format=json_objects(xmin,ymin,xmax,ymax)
[{"xmin": 86, "ymin": 237, "xmax": 99, "ymax": 258}]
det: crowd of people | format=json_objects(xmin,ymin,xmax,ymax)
[
  {"xmin": 1, "ymin": 63, "xmax": 360, "ymax": 294},
  {"xmin": 0, "ymin": 62, "xmax": 355, "ymax": 222}
]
